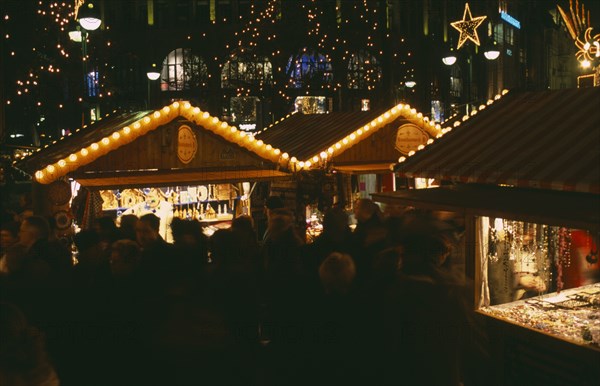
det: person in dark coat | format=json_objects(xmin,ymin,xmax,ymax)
[
  {"xmin": 351, "ymin": 198, "xmax": 387, "ymax": 284},
  {"xmin": 372, "ymin": 216, "xmax": 489, "ymax": 386}
]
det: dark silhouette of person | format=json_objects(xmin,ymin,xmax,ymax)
[
  {"xmin": 0, "ymin": 302, "xmax": 60, "ymax": 386},
  {"xmin": 351, "ymin": 198, "xmax": 387, "ymax": 284},
  {"xmin": 303, "ymin": 206, "xmax": 355, "ymax": 292},
  {"xmin": 372, "ymin": 215, "xmax": 488, "ymax": 386},
  {"xmin": 118, "ymin": 214, "xmax": 138, "ymax": 241}
]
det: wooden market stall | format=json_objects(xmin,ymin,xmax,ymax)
[
  {"xmin": 253, "ymin": 101, "xmax": 456, "ymax": 235},
  {"xmin": 372, "ymin": 87, "xmax": 600, "ymax": 385},
  {"xmin": 16, "ymin": 101, "xmax": 292, "ymax": 239}
]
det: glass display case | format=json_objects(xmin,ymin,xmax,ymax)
[{"xmin": 476, "ymin": 217, "xmax": 600, "ymax": 347}]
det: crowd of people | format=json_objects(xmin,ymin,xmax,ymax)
[{"xmin": 0, "ymin": 196, "xmax": 489, "ymax": 386}]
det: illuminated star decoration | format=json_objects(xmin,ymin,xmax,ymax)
[{"xmin": 450, "ymin": 3, "xmax": 487, "ymax": 49}]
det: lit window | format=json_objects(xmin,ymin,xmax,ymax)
[
  {"xmin": 294, "ymin": 96, "xmax": 327, "ymax": 114},
  {"xmin": 160, "ymin": 48, "xmax": 208, "ymax": 91},
  {"xmin": 347, "ymin": 50, "xmax": 382, "ymax": 90},
  {"xmin": 221, "ymin": 48, "xmax": 273, "ymax": 89},
  {"xmin": 286, "ymin": 48, "xmax": 333, "ymax": 89}
]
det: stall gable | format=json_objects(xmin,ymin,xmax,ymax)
[
  {"xmin": 75, "ymin": 120, "xmax": 268, "ymax": 173},
  {"xmin": 331, "ymin": 119, "xmax": 419, "ymax": 168},
  {"xmin": 30, "ymin": 101, "xmax": 284, "ymax": 185}
]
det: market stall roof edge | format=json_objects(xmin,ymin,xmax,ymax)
[
  {"xmin": 18, "ymin": 99, "xmax": 448, "ymax": 185},
  {"xmin": 393, "ymin": 88, "xmax": 600, "ymax": 194}
]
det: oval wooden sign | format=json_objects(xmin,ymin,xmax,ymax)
[
  {"xmin": 177, "ymin": 125, "xmax": 198, "ymax": 164},
  {"xmin": 395, "ymin": 123, "xmax": 429, "ymax": 155}
]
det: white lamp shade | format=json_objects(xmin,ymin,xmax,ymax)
[
  {"xmin": 68, "ymin": 30, "xmax": 82, "ymax": 42},
  {"xmin": 484, "ymin": 50, "xmax": 500, "ymax": 60},
  {"xmin": 442, "ymin": 55, "xmax": 457, "ymax": 66},
  {"xmin": 147, "ymin": 71, "xmax": 161, "ymax": 80},
  {"xmin": 79, "ymin": 17, "xmax": 101, "ymax": 31},
  {"xmin": 405, "ymin": 80, "xmax": 416, "ymax": 88}
]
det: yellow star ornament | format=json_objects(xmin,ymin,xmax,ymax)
[{"xmin": 451, "ymin": 3, "xmax": 487, "ymax": 49}]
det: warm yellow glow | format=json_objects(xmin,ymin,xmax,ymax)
[
  {"xmin": 349, "ymin": 133, "xmax": 356, "ymax": 140},
  {"xmin": 133, "ymin": 122, "xmax": 141, "ymax": 129},
  {"xmin": 305, "ymin": 161, "xmax": 312, "ymax": 168},
  {"xmin": 162, "ymin": 106, "xmax": 170, "ymax": 113},
  {"xmin": 58, "ymin": 160, "xmax": 66, "ymax": 167},
  {"xmin": 408, "ymin": 151, "xmax": 415, "ymax": 156},
  {"xmin": 357, "ymin": 129, "xmax": 363, "ymax": 135},
  {"xmin": 91, "ymin": 143, "xmax": 99, "ymax": 151},
  {"xmin": 479, "ymin": 105, "xmax": 486, "ymax": 110},
  {"xmin": 221, "ymin": 122, "xmax": 228, "ymax": 129},
  {"xmin": 47, "ymin": 165, "xmax": 55, "ymax": 173},
  {"xmin": 153, "ymin": 112, "xmax": 161, "ymax": 119},
  {"xmin": 313, "ymin": 156, "xmax": 319, "ymax": 162},
  {"xmin": 212, "ymin": 117, "xmax": 219, "ymax": 124},
  {"xmin": 335, "ymin": 143, "xmax": 342, "ymax": 149},
  {"xmin": 342, "ymin": 138, "xmax": 349, "ymax": 145},
  {"xmin": 454, "ymin": 121, "xmax": 461, "ymax": 127},
  {"xmin": 417, "ymin": 145, "xmax": 425, "ymax": 150},
  {"xmin": 183, "ymin": 102, "xmax": 191, "ymax": 109},
  {"xmin": 391, "ymin": 107, "xmax": 397, "ymax": 114},
  {"xmin": 298, "ymin": 161, "xmax": 305, "ymax": 168},
  {"xmin": 427, "ymin": 139, "xmax": 434, "ymax": 144},
  {"xmin": 143, "ymin": 117, "xmax": 151, "ymax": 124},
  {"xmin": 193, "ymin": 107, "xmax": 201, "ymax": 114},
  {"xmin": 69, "ymin": 154, "xmax": 77, "ymax": 162},
  {"xmin": 377, "ymin": 117, "xmax": 383, "ymax": 123},
  {"xmin": 462, "ymin": 115, "xmax": 469, "ymax": 121},
  {"xmin": 320, "ymin": 151, "xmax": 327, "ymax": 159},
  {"xmin": 282, "ymin": 153, "xmax": 289, "ymax": 159},
  {"xmin": 370, "ymin": 121, "xmax": 377, "ymax": 127},
  {"xmin": 502, "ymin": 89, "xmax": 509, "ymax": 95},
  {"xmin": 35, "ymin": 171, "xmax": 44, "ymax": 180},
  {"xmin": 384, "ymin": 112, "xmax": 390, "ymax": 119},
  {"xmin": 266, "ymin": 144, "xmax": 272, "ymax": 150},
  {"xmin": 417, "ymin": 112, "xmax": 423, "ymax": 118},
  {"xmin": 291, "ymin": 157, "xmax": 297, "ymax": 163},
  {"xmin": 81, "ymin": 148, "xmax": 89, "ymax": 156},
  {"xmin": 274, "ymin": 149, "xmax": 281, "ymax": 155},
  {"xmin": 327, "ymin": 147, "xmax": 334, "ymax": 154},
  {"xmin": 123, "ymin": 127, "xmax": 131, "ymax": 134},
  {"xmin": 256, "ymin": 140, "xmax": 264, "ymax": 147},
  {"xmin": 202, "ymin": 112, "xmax": 210, "ymax": 119},
  {"xmin": 398, "ymin": 156, "xmax": 406, "ymax": 162},
  {"xmin": 450, "ymin": 3, "xmax": 486, "ymax": 49},
  {"xmin": 112, "ymin": 132, "xmax": 120, "ymax": 140}
]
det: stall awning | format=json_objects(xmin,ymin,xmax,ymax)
[
  {"xmin": 372, "ymin": 184, "xmax": 600, "ymax": 231},
  {"xmin": 395, "ymin": 88, "xmax": 600, "ymax": 194}
]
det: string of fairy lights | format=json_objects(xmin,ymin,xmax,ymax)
[{"xmin": 5, "ymin": 0, "xmax": 415, "ymax": 146}]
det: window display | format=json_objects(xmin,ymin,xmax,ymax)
[
  {"xmin": 477, "ymin": 216, "xmax": 600, "ymax": 347},
  {"xmin": 99, "ymin": 184, "xmax": 245, "ymax": 241}
]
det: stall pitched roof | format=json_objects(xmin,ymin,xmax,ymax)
[
  {"xmin": 394, "ymin": 88, "xmax": 600, "ymax": 194},
  {"xmin": 255, "ymin": 103, "xmax": 442, "ymax": 169},
  {"xmin": 19, "ymin": 101, "xmax": 447, "ymax": 184},
  {"xmin": 17, "ymin": 102, "xmax": 287, "ymax": 185}
]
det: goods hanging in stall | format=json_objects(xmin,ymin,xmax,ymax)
[{"xmin": 372, "ymin": 87, "xmax": 600, "ymax": 385}]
